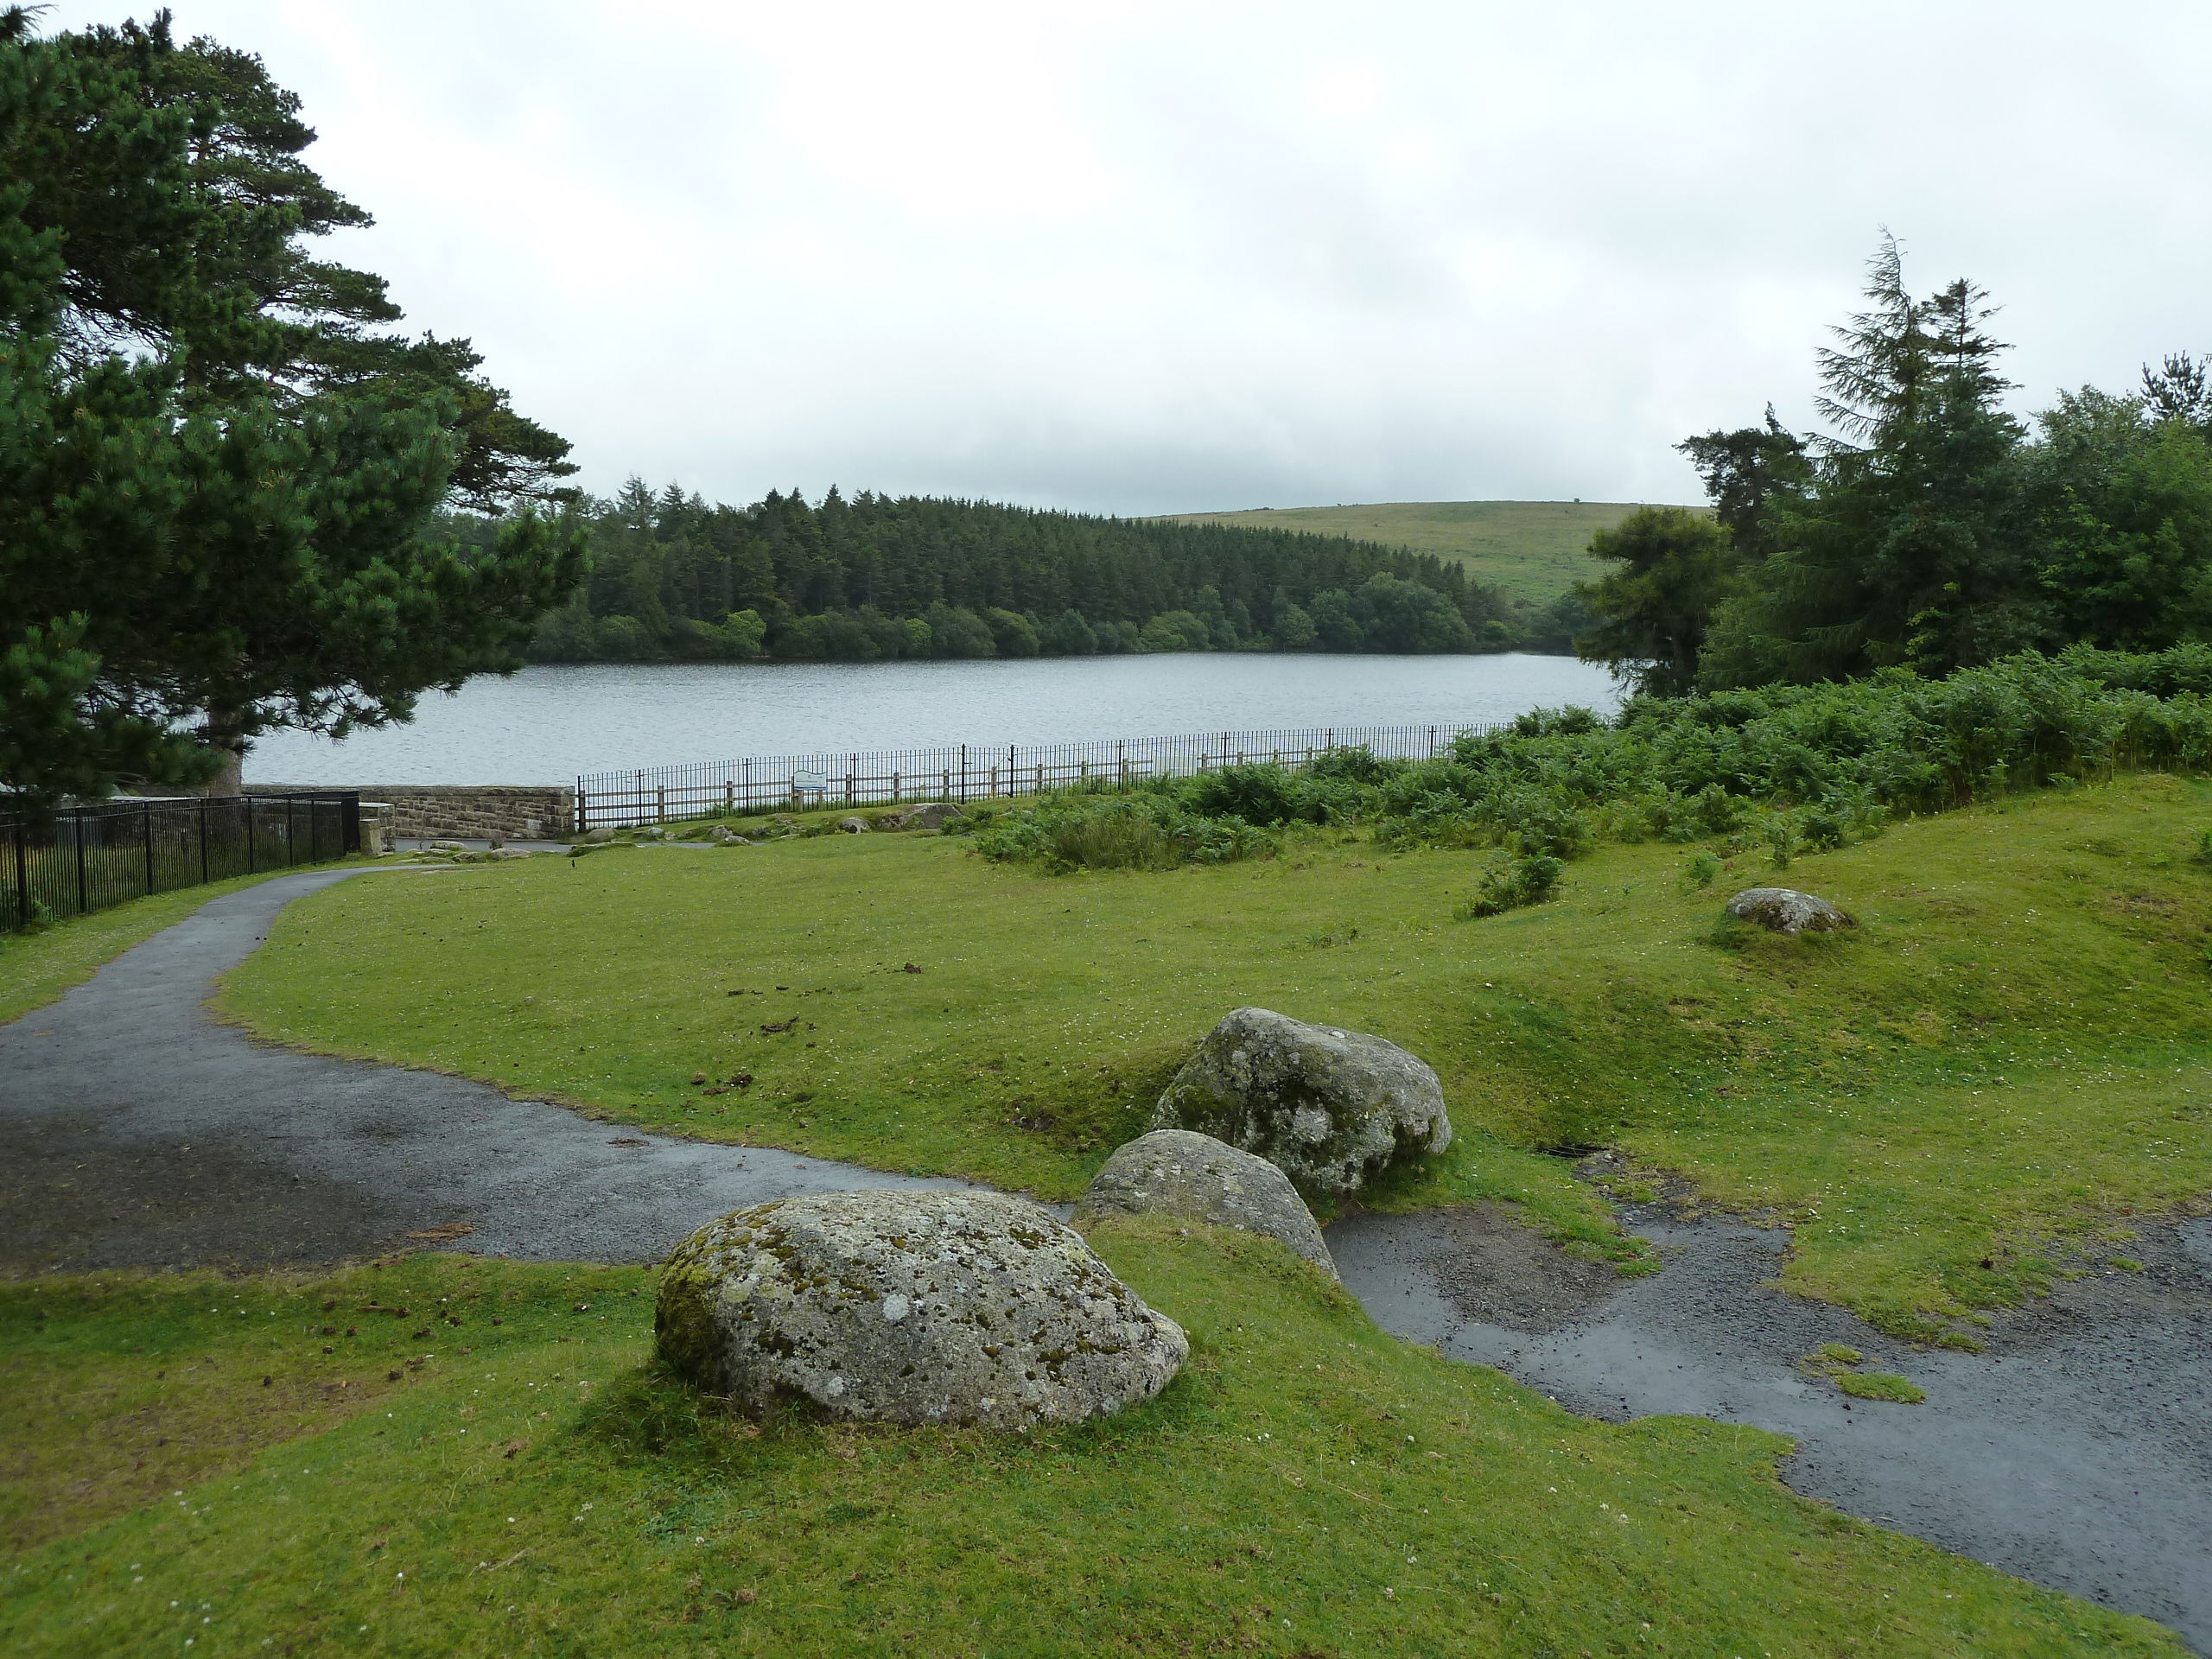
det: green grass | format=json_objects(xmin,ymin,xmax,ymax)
[
  {"xmin": 1796, "ymin": 1346, "xmax": 1925, "ymax": 1403},
  {"xmin": 218, "ymin": 774, "xmax": 2212, "ymax": 1343},
  {"xmin": 1837, "ymin": 1371, "xmax": 1929, "ymax": 1405},
  {"xmin": 0, "ymin": 1226, "xmax": 2179, "ymax": 1657},
  {"xmin": 0, "ymin": 867, "xmax": 344, "ymax": 1026},
  {"xmin": 1157, "ymin": 500, "xmax": 1689, "ymax": 607}
]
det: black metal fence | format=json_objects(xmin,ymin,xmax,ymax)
[
  {"xmin": 2, "ymin": 792, "xmax": 360, "ymax": 931},
  {"xmin": 575, "ymin": 722, "xmax": 1497, "ymax": 829}
]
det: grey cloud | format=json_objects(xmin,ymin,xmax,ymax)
[{"xmin": 47, "ymin": 0, "xmax": 2212, "ymax": 515}]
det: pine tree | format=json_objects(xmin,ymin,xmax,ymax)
[
  {"xmin": 0, "ymin": 10, "xmax": 582, "ymax": 799},
  {"xmin": 1700, "ymin": 237, "xmax": 2041, "ymax": 686}
]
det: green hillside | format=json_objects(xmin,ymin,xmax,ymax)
[{"xmin": 1162, "ymin": 500, "xmax": 1692, "ymax": 607}]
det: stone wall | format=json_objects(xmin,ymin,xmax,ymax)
[{"xmin": 257, "ymin": 785, "xmax": 575, "ymax": 842}]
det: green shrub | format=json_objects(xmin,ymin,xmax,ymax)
[
  {"xmin": 1045, "ymin": 803, "xmax": 1179, "ymax": 871},
  {"xmin": 1765, "ymin": 816, "xmax": 1800, "ymax": 869},
  {"xmin": 978, "ymin": 647, "xmax": 2212, "ymax": 879},
  {"xmin": 1680, "ymin": 851, "xmax": 1723, "ymax": 891},
  {"xmin": 1183, "ymin": 763, "xmax": 1306, "ymax": 827},
  {"xmin": 1459, "ymin": 852, "xmax": 1564, "ymax": 918},
  {"xmin": 972, "ymin": 793, "xmax": 1277, "ymax": 873},
  {"xmin": 1497, "ymin": 789, "xmax": 1595, "ymax": 859}
]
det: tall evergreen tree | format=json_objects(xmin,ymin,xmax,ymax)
[
  {"xmin": 1700, "ymin": 238, "xmax": 2040, "ymax": 687},
  {"xmin": 0, "ymin": 8, "xmax": 582, "ymax": 800}
]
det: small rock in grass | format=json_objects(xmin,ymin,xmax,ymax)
[
  {"xmin": 577, "ymin": 827, "xmax": 616, "ymax": 844},
  {"xmin": 1076, "ymin": 1128, "xmax": 1337, "ymax": 1278},
  {"xmin": 836, "ymin": 816, "xmax": 869, "ymax": 834},
  {"xmin": 656, "ymin": 1190, "xmax": 1186, "ymax": 1428},
  {"xmin": 1726, "ymin": 887, "xmax": 1855, "ymax": 935},
  {"xmin": 1149, "ymin": 1007, "xmax": 1451, "ymax": 1199},
  {"xmin": 885, "ymin": 802, "xmax": 963, "ymax": 832}
]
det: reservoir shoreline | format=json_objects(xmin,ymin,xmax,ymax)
[{"xmin": 244, "ymin": 652, "xmax": 1621, "ymax": 787}]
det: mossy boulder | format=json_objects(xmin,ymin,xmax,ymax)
[
  {"xmin": 656, "ymin": 1190, "xmax": 1186, "ymax": 1428},
  {"xmin": 1726, "ymin": 887, "xmax": 1855, "ymax": 934},
  {"xmin": 1148, "ymin": 1007, "xmax": 1451, "ymax": 1199},
  {"xmin": 1076, "ymin": 1129, "xmax": 1336, "ymax": 1279}
]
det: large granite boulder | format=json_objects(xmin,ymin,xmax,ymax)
[
  {"xmin": 1148, "ymin": 1007, "xmax": 1451, "ymax": 1198},
  {"xmin": 656, "ymin": 1190, "xmax": 1186, "ymax": 1428},
  {"xmin": 1726, "ymin": 887, "xmax": 1855, "ymax": 935},
  {"xmin": 1076, "ymin": 1129, "xmax": 1336, "ymax": 1278}
]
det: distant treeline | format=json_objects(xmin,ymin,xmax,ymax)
[{"xmin": 463, "ymin": 483, "xmax": 1586, "ymax": 664}]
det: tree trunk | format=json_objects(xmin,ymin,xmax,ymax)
[{"xmin": 188, "ymin": 712, "xmax": 248, "ymax": 798}]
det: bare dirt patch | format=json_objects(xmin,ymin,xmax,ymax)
[{"xmin": 1400, "ymin": 1200, "xmax": 1622, "ymax": 1332}]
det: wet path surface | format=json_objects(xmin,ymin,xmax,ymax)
[
  {"xmin": 1330, "ymin": 1206, "xmax": 2212, "ymax": 1652},
  {"xmin": 0, "ymin": 868, "xmax": 977, "ymax": 1273},
  {"xmin": 5, "ymin": 870, "xmax": 2208, "ymax": 1649}
]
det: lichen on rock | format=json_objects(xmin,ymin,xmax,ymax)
[
  {"xmin": 1726, "ymin": 887, "xmax": 1856, "ymax": 935},
  {"xmin": 655, "ymin": 1189, "xmax": 1186, "ymax": 1428},
  {"xmin": 1076, "ymin": 1128, "xmax": 1337, "ymax": 1279},
  {"xmin": 1148, "ymin": 1007, "xmax": 1451, "ymax": 1199}
]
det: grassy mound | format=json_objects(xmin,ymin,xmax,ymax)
[{"xmin": 0, "ymin": 1229, "xmax": 2180, "ymax": 1656}]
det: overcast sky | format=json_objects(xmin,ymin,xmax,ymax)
[{"xmin": 46, "ymin": 1, "xmax": 2212, "ymax": 514}]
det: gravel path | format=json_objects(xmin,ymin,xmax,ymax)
[
  {"xmin": 0, "ymin": 868, "xmax": 976, "ymax": 1273},
  {"xmin": 1331, "ymin": 1204, "xmax": 2212, "ymax": 1652},
  {"xmin": 5, "ymin": 868, "xmax": 2206, "ymax": 1650}
]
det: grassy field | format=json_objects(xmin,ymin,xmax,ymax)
[
  {"xmin": 216, "ymin": 773, "xmax": 2212, "ymax": 1343},
  {"xmin": 0, "ymin": 1225, "xmax": 2182, "ymax": 1657},
  {"xmin": 1158, "ymin": 501, "xmax": 1687, "ymax": 607}
]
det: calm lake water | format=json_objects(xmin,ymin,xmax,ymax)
[{"xmin": 245, "ymin": 653, "xmax": 1621, "ymax": 785}]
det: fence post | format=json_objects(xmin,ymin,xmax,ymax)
[
  {"xmin": 12, "ymin": 817, "xmax": 26, "ymax": 930},
  {"xmin": 848, "ymin": 758, "xmax": 857, "ymax": 805},
  {"xmin": 656, "ymin": 786, "xmax": 666, "ymax": 823},
  {"xmin": 199, "ymin": 800, "xmax": 209, "ymax": 883},
  {"xmin": 959, "ymin": 746, "xmax": 968, "ymax": 803},
  {"xmin": 73, "ymin": 816, "xmax": 87, "ymax": 916},
  {"xmin": 143, "ymin": 801, "xmax": 156, "ymax": 895},
  {"xmin": 724, "ymin": 779, "xmax": 734, "ymax": 814},
  {"xmin": 1428, "ymin": 724, "xmax": 1436, "ymax": 758},
  {"xmin": 245, "ymin": 798, "xmax": 254, "ymax": 872}
]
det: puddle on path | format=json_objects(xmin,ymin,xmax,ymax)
[{"xmin": 1329, "ymin": 1201, "xmax": 2212, "ymax": 1652}]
